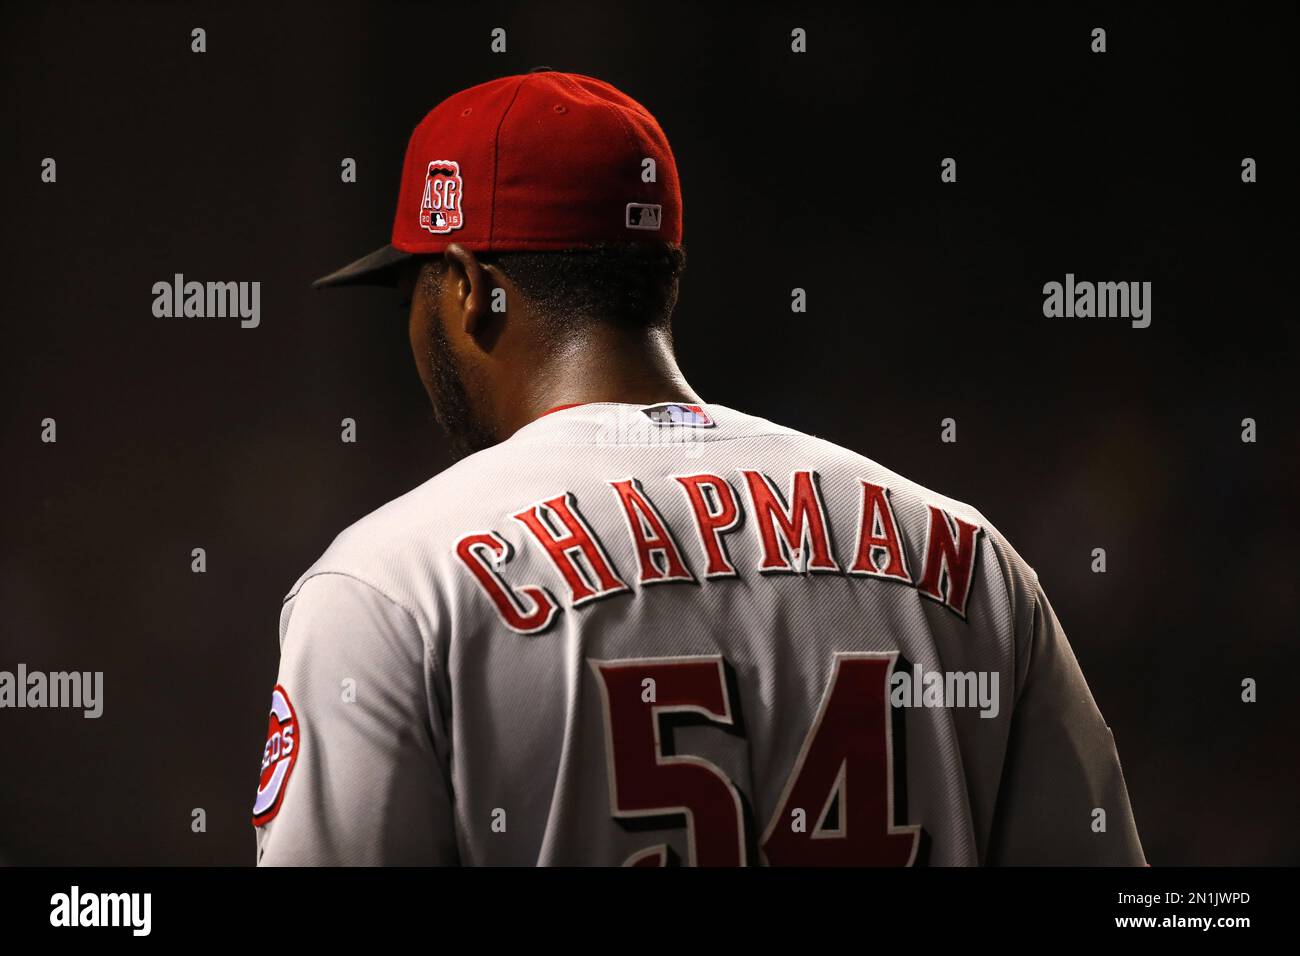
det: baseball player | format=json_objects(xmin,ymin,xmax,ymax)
[{"xmin": 253, "ymin": 70, "xmax": 1145, "ymax": 866}]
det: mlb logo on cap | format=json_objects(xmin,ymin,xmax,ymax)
[{"xmin": 626, "ymin": 203, "xmax": 662, "ymax": 231}]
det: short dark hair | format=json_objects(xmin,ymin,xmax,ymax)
[{"xmin": 482, "ymin": 241, "xmax": 686, "ymax": 330}]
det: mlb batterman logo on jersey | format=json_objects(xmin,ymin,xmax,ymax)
[
  {"xmin": 420, "ymin": 160, "xmax": 464, "ymax": 234},
  {"xmin": 641, "ymin": 402, "xmax": 714, "ymax": 427}
]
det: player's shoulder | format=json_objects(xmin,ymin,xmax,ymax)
[
  {"xmin": 280, "ymin": 447, "xmax": 511, "ymax": 613},
  {"xmin": 848, "ymin": 441, "xmax": 1039, "ymax": 629},
  {"xmin": 738, "ymin": 405, "xmax": 990, "ymax": 530},
  {"xmin": 752, "ymin": 407, "xmax": 1042, "ymax": 608}
]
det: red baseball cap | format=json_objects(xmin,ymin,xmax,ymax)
[{"xmin": 313, "ymin": 69, "xmax": 683, "ymax": 288}]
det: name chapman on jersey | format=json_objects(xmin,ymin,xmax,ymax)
[{"xmin": 454, "ymin": 470, "xmax": 983, "ymax": 635}]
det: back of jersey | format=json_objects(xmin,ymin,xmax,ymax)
[{"xmin": 254, "ymin": 402, "xmax": 1144, "ymax": 866}]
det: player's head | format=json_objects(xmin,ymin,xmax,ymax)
[
  {"xmin": 398, "ymin": 240, "xmax": 686, "ymax": 459},
  {"xmin": 314, "ymin": 70, "xmax": 685, "ymax": 460}
]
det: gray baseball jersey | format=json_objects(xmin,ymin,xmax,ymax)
[{"xmin": 252, "ymin": 402, "xmax": 1144, "ymax": 866}]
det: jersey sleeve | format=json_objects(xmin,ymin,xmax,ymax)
[
  {"xmin": 254, "ymin": 572, "xmax": 458, "ymax": 865},
  {"xmin": 986, "ymin": 568, "xmax": 1146, "ymax": 865}
]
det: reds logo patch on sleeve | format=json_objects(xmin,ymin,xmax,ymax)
[{"xmin": 252, "ymin": 685, "xmax": 299, "ymax": 827}]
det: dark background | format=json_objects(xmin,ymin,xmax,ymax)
[{"xmin": 1, "ymin": 1, "xmax": 1295, "ymax": 865}]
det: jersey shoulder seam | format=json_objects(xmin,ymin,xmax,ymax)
[
  {"xmin": 285, "ymin": 569, "xmax": 431, "ymax": 652},
  {"xmin": 983, "ymin": 528, "xmax": 1038, "ymax": 706}
]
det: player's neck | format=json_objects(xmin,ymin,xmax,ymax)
[{"xmin": 499, "ymin": 325, "xmax": 701, "ymax": 436}]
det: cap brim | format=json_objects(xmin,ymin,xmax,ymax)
[{"xmin": 312, "ymin": 244, "xmax": 413, "ymax": 289}]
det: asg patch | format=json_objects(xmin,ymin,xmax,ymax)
[
  {"xmin": 420, "ymin": 160, "xmax": 464, "ymax": 234},
  {"xmin": 251, "ymin": 684, "xmax": 299, "ymax": 827},
  {"xmin": 625, "ymin": 202, "xmax": 662, "ymax": 231},
  {"xmin": 641, "ymin": 403, "xmax": 714, "ymax": 427}
]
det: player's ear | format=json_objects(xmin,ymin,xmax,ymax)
[{"xmin": 442, "ymin": 243, "xmax": 495, "ymax": 340}]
